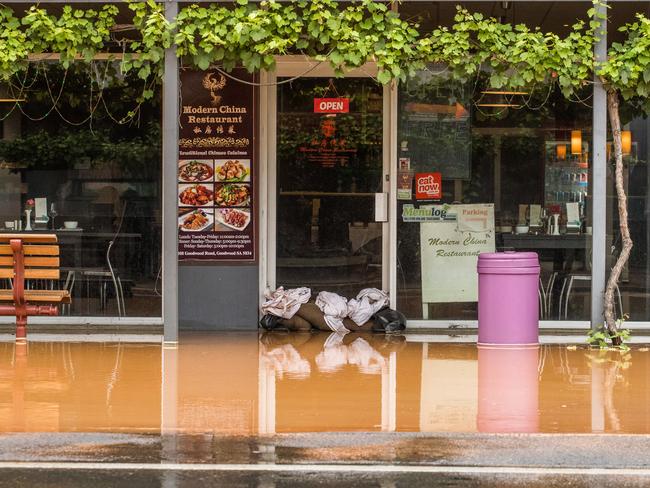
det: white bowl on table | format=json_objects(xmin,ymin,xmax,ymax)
[
  {"xmin": 515, "ymin": 225, "xmax": 529, "ymax": 235},
  {"xmin": 63, "ymin": 221, "xmax": 78, "ymax": 229}
]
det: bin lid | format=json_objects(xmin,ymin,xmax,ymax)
[{"xmin": 477, "ymin": 251, "xmax": 539, "ymax": 269}]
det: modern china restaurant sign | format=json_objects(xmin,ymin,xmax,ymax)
[{"xmin": 177, "ymin": 69, "xmax": 255, "ymax": 261}]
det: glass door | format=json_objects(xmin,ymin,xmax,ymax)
[{"xmin": 274, "ymin": 77, "xmax": 384, "ymax": 296}]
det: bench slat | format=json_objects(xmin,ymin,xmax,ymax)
[
  {"xmin": 0, "ymin": 256, "xmax": 60, "ymax": 267},
  {"xmin": 0, "ymin": 245, "xmax": 60, "ymax": 256},
  {"xmin": 0, "ymin": 289, "xmax": 70, "ymax": 304},
  {"xmin": 0, "ymin": 269, "xmax": 60, "ymax": 280},
  {"xmin": 0, "ymin": 234, "xmax": 58, "ymax": 243}
]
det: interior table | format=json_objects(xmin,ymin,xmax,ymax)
[
  {"xmin": 500, "ymin": 233, "xmax": 590, "ymax": 249},
  {"xmin": 0, "ymin": 229, "xmax": 141, "ymax": 267}
]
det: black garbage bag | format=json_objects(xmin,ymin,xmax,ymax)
[
  {"xmin": 259, "ymin": 314, "xmax": 283, "ymax": 331},
  {"xmin": 371, "ymin": 307, "xmax": 406, "ymax": 333}
]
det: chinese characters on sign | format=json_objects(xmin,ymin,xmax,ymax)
[
  {"xmin": 178, "ymin": 69, "xmax": 255, "ymax": 261},
  {"xmin": 299, "ymin": 116, "xmax": 356, "ymax": 168}
]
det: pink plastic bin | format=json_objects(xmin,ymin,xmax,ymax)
[{"xmin": 477, "ymin": 251, "xmax": 540, "ymax": 346}]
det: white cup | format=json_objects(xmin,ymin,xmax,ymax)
[
  {"xmin": 586, "ymin": 226, "xmax": 592, "ymax": 235},
  {"xmin": 4, "ymin": 221, "xmax": 14, "ymax": 229}
]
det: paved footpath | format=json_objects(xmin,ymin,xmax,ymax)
[{"xmin": 0, "ymin": 432, "xmax": 648, "ymax": 487}]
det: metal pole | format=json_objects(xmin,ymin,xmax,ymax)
[
  {"xmin": 591, "ymin": 1, "xmax": 607, "ymax": 330},
  {"xmin": 162, "ymin": 0, "xmax": 179, "ymax": 343}
]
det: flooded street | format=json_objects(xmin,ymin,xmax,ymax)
[{"xmin": 0, "ymin": 332, "xmax": 647, "ymax": 435}]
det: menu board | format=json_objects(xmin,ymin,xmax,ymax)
[
  {"xmin": 178, "ymin": 69, "xmax": 255, "ymax": 261},
  {"xmin": 420, "ymin": 204, "xmax": 495, "ymax": 303}
]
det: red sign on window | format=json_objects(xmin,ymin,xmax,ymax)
[
  {"xmin": 415, "ymin": 172, "xmax": 442, "ymax": 200},
  {"xmin": 314, "ymin": 98, "xmax": 350, "ymax": 113}
]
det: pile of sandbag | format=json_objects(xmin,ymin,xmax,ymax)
[{"xmin": 260, "ymin": 287, "xmax": 406, "ymax": 333}]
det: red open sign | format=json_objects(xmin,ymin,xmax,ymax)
[
  {"xmin": 314, "ymin": 98, "xmax": 350, "ymax": 113},
  {"xmin": 415, "ymin": 172, "xmax": 442, "ymax": 200}
]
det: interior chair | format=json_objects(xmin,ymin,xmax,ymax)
[
  {"xmin": 82, "ymin": 203, "xmax": 127, "ymax": 317},
  {"xmin": 557, "ymin": 241, "xmax": 624, "ymax": 320},
  {"xmin": 61, "ymin": 270, "xmax": 76, "ymax": 316},
  {"xmin": 558, "ymin": 275, "xmax": 623, "ymax": 320}
]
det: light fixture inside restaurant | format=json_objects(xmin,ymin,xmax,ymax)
[
  {"xmin": 622, "ymin": 130, "xmax": 632, "ymax": 155},
  {"xmin": 556, "ymin": 144, "xmax": 567, "ymax": 160},
  {"xmin": 0, "ymin": 99, "xmax": 25, "ymax": 103},
  {"xmin": 571, "ymin": 130, "xmax": 582, "ymax": 155}
]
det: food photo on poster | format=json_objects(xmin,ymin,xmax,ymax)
[
  {"xmin": 179, "ymin": 160, "xmax": 214, "ymax": 182},
  {"xmin": 215, "ymin": 159, "xmax": 250, "ymax": 182},
  {"xmin": 179, "ymin": 208, "xmax": 214, "ymax": 232},
  {"xmin": 215, "ymin": 208, "xmax": 251, "ymax": 232},
  {"xmin": 178, "ymin": 183, "xmax": 215, "ymax": 207},
  {"xmin": 214, "ymin": 183, "xmax": 251, "ymax": 207}
]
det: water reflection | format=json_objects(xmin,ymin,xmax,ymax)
[
  {"xmin": 477, "ymin": 346, "xmax": 539, "ymax": 433},
  {"xmin": 1, "ymin": 334, "xmax": 649, "ymax": 435}
]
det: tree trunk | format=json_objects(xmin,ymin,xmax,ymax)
[{"xmin": 604, "ymin": 90, "xmax": 633, "ymax": 345}]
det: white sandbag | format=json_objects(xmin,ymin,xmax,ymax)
[
  {"xmin": 347, "ymin": 288, "xmax": 389, "ymax": 326},
  {"xmin": 315, "ymin": 291, "xmax": 349, "ymax": 333},
  {"xmin": 261, "ymin": 286, "xmax": 311, "ymax": 319}
]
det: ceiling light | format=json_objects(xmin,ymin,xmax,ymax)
[
  {"xmin": 621, "ymin": 130, "xmax": 632, "ymax": 155},
  {"xmin": 571, "ymin": 130, "xmax": 582, "ymax": 155}
]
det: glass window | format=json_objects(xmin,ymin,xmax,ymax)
[
  {"xmin": 608, "ymin": 110, "xmax": 650, "ymax": 322},
  {"xmin": 396, "ymin": 69, "xmax": 593, "ymax": 321},
  {"xmin": 394, "ymin": 1, "xmax": 599, "ymax": 323},
  {"xmin": 0, "ymin": 63, "xmax": 162, "ymax": 317},
  {"xmin": 605, "ymin": 2, "xmax": 650, "ymax": 322}
]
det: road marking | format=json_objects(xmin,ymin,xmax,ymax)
[{"xmin": 0, "ymin": 463, "xmax": 649, "ymax": 476}]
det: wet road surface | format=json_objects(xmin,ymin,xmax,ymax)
[{"xmin": 1, "ymin": 331, "xmax": 649, "ymax": 486}]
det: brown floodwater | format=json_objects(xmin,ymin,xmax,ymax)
[{"xmin": 0, "ymin": 332, "xmax": 648, "ymax": 435}]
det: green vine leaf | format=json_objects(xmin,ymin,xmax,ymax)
[{"xmin": 0, "ymin": 0, "xmax": 646, "ymax": 116}]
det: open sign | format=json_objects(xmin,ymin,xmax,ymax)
[
  {"xmin": 314, "ymin": 98, "xmax": 350, "ymax": 113},
  {"xmin": 415, "ymin": 172, "xmax": 442, "ymax": 200}
]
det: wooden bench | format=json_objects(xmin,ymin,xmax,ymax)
[{"xmin": 0, "ymin": 234, "xmax": 71, "ymax": 340}]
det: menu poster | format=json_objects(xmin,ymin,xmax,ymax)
[
  {"xmin": 178, "ymin": 68, "xmax": 255, "ymax": 261},
  {"xmin": 420, "ymin": 204, "xmax": 495, "ymax": 303}
]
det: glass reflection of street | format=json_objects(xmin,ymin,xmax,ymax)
[{"xmin": 1, "ymin": 334, "xmax": 648, "ymax": 435}]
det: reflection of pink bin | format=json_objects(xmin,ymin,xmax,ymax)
[
  {"xmin": 477, "ymin": 252, "xmax": 540, "ymax": 346},
  {"xmin": 477, "ymin": 346, "xmax": 539, "ymax": 433}
]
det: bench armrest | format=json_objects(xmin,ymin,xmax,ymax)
[{"xmin": 10, "ymin": 239, "xmax": 25, "ymax": 307}]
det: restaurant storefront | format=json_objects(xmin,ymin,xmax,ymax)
[{"xmin": 1, "ymin": 1, "xmax": 649, "ymax": 340}]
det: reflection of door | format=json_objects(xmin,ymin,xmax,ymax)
[{"xmin": 266, "ymin": 61, "xmax": 388, "ymax": 297}]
